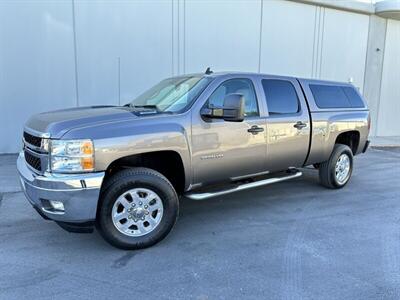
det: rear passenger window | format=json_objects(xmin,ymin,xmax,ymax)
[
  {"xmin": 310, "ymin": 85, "xmax": 349, "ymax": 108},
  {"xmin": 262, "ymin": 79, "xmax": 299, "ymax": 115},
  {"xmin": 310, "ymin": 84, "xmax": 365, "ymax": 108},
  {"xmin": 342, "ymin": 86, "xmax": 365, "ymax": 108}
]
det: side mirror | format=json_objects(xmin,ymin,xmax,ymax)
[{"xmin": 201, "ymin": 93, "xmax": 245, "ymax": 122}]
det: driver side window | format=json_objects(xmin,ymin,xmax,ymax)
[{"xmin": 207, "ymin": 79, "xmax": 259, "ymax": 117}]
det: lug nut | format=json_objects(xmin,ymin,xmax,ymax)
[
  {"xmin": 144, "ymin": 205, "xmax": 148, "ymax": 209},
  {"xmin": 128, "ymin": 215, "xmax": 132, "ymax": 219},
  {"xmin": 134, "ymin": 219, "xmax": 137, "ymax": 222},
  {"xmin": 142, "ymin": 217, "xmax": 145, "ymax": 220},
  {"xmin": 131, "ymin": 203, "xmax": 135, "ymax": 207},
  {"xmin": 139, "ymin": 201, "xmax": 143, "ymax": 206},
  {"xmin": 145, "ymin": 211, "xmax": 149, "ymax": 215}
]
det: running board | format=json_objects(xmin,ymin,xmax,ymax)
[{"xmin": 185, "ymin": 171, "xmax": 302, "ymax": 200}]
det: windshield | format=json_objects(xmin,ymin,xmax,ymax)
[{"xmin": 129, "ymin": 76, "xmax": 212, "ymax": 113}]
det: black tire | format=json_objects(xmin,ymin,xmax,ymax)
[
  {"xmin": 97, "ymin": 167, "xmax": 179, "ymax": 250},
  {"xmin": 319, "ymin": 144, "xmax": 353, "ymax": 189}
]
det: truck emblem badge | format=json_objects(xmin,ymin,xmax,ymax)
[{"xmin": 200, "ymin": 153, "xmax": 224, "ymax": 160}]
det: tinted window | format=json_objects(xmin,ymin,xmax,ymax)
[
  {"xmin": 208, "ymin": 79, "xmax": 259, "ymax": 117},
  {"xmin": 310, "ymin": 84, "xmax": 364, "ymax": 109},
  {"xmin": 262, "ymin": 79, "xmax": 299, "ymax": 114},
  {"xmin": 342, "ymin": 86, "xmax": 365, "ymax": 108}
]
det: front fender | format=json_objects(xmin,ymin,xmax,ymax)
[{"xmin": 62, "ymin": 116, "xmax": 192, "ymax": 190}]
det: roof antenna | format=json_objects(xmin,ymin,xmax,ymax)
[{"xmin": 205, "ymin": 67, "xmax": 213, "ymax": 75}]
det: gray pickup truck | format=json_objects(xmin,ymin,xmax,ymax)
[{"xmin": 17, "ymin": 70, "xmax": 370, "ymax": 249}]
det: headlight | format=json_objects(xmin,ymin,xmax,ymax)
[{"xmin": 50, "ymin": 140, "xmax": 94, "ymax": 173}]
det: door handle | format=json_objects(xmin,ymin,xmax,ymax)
[
  {"xmin": 293, "ymin": 121, "xmax": 307, "ymax": 130},
  {"xmin": 247, "ymin": 125, "xmax": 264, "ymax": 135}
]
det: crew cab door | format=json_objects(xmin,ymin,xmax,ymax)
[
  {"xmin": 191, "ymin": 77, "xmax": 267, "ymax": 185},
  {"xmin": 259, "ymin": 76, "xmax": 310, "ymax": 171}
]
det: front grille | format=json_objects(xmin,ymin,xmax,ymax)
[
  {"xmin": 24, "ymin": 150, "xmax": 42, "ymax": 172},
  {"xmin": 23, "ymin": 131, "xmax": 42, "ymax": 148}
]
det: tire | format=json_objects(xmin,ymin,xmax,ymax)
[
  {"xmin": 97, "ymin": 167, "xmax": 179, "ymax": 250},
  {"xmin": 319, "ymin": 144, "xmax": 353, "ymax": 189}
]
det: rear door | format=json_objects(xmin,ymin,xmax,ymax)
[{"xmin": 258, "ymin": 76, "xmax": 310, "ymax": 171}]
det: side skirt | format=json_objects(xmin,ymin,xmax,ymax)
[{"xmin": 185, "ymin": 170, "xmax": 302, "ymax": 200}]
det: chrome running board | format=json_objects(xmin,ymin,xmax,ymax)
[{"xmin": 185, "ymin": 171, "xmax": 302, "ymax": 200}]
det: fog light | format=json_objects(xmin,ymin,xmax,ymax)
[{"xmin": 49, "ymin": 200, "xmax": 65, "ymax": 212}]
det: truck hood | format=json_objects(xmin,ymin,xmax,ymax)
[{"xmin": 25, "ymin": 106, "xmax": 139, "ymax": 138}]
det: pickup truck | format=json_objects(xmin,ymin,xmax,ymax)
[{"xmin": 17, "ymin": 70, "xmax": 370, "ymax": 249}]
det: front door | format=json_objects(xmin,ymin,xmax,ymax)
[
  {"xmin": 260, "ymin": 77, "xmax": 311, "ymax": 172},
  {"xmin": 191, "ymin": 78, "xmax": 267, "ymax": 185}
]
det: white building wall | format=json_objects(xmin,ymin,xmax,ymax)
[
  {"xmin": 0, "ymin": 1, "xmax": 77, "ymax": 153},
  {"xmin": 260, "ymin": 0, "xmax": 316, "ymax": 78},
  {"xmin": 185, "ymin": 0, "xmax": 261, "ymax": 73},
  {"xmin": 74, "ymin": 0, "xmax": 174, "ymax": 107},
  {"xmin": 320, "ymin": 8, "xmax": 369, "ymax": 90},
  {"xmin": 377, "ymin": 19, "xmax": 400, "ymax": 136},
  {"xmin": 0, "ymin": 0, "xmax": 398, "ymax": 153}
]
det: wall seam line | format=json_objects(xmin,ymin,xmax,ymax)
[
  {"xmin": 71, "ymin": 0, "xmax": 80, "ymax": 107},
  {"xmin": 318, "ymin": 7, "xmax": 325, "ymax": 78},
  {"xmin": 172, "ymin": 0, "xmax": 174, "ymax": 76},
  {"xmin": 177, "ymin": 0, "xmax": 180, "ymax": 75},
  {"xmin": 362, "ymin": 16, "xmax": 372, "ymax": 96},
  {"xmin": 375, "ymin": 19, "xmax": 388, "ymax": 136},
  {"xmin": 183, "ymin": 0, "xmax": 186, "ymax": 73},
  {"xmin": 311, "ymin": 6, "xmax": 317, "ymax": 77},
  {"xmin": 258, "ymin": 0, "xmax": 264, "ymax": 73},
  {"xmin": 117, "ymin": 57, "xmax": 121, "ymax": 105},
  {"xmin": 315, "ymin": 7, "xmax": 321, "ymax": 78}
]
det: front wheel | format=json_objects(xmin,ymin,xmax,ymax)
[
  {"xmin": 319, "ymin": 144, "xmax": 353, "ymax": 189},
  {"xmin": 97, "ymin": 168, "xmax": 179, "ymax": 250}
]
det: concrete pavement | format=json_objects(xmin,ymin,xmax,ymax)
[{"xmin": 0, "ymin": 148, "xmax": 399, "ymax": 299}]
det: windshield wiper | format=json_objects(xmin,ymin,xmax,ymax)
[
  {"xmin": 127, "ymin": 104, "xmax": 173, "ymax": 114},
  {"xmin": 131, "ymin": 104, "xmax": 159, "ymax": 110}
]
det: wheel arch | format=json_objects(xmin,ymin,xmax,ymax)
[
  {"xmin": 102, "ymin": 150, "xmax": 187, "ymax": 195},
  {"xmin": 334, "ymin": 130, "xmax": 360, "ymax": 155}
]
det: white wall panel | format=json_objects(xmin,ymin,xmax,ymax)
[
  {"xmin": 260, "ymin": 0, "xmax": 316, "ymax": 77},
  {"xmin": 377, "ymin": 19, "xmax": 400, "ymax": 136},
  {"xmin": 0, "ymin": 0, "xmax": 398, "ymax": 153},
  {"xmin": 0, "ymin": 0, "xmax": 76, "ymax": 153},
  {"xmin": 185, "ymin": 0, "xmax": 261, "ymax": 73},
  {"xmin": 74, "ymin": 0, "xmax": 173, "ymax": 106},
  {"xmin": 320, "ymin": 8, "xmax": 369, "ymax": 90}
]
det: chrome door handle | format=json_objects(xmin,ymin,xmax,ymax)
[
  {"xmin": 293, "ymin": 121, "xmax": 307, "ymax": 130},
  {"xmin": 247, "ymin": 125, "xmax": 264, "ymax": 135}
]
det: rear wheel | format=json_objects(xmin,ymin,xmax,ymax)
[
  {"xmin": 97, "ymin": 168, "xmax": 179, "ymax": 250},
  {"xmin": 319, "ymin": 144, "xmax": 353, "ymax": 189}
]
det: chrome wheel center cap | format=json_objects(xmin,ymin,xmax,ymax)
[{"xmin": 132, "ymin": 207, "xmax": 145, "ymax": 219}]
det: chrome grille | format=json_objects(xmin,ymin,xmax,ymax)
[
  {"xmin": 23, "ymin": 130, "xmax": 48, "ymax": 173},
  {"xmin": 23, "ymin": 131, "xmax": 42, "ymax": 148},
  {"xmin": 24, "ymin": 149, "xmax": 42, "ymax": 171}
]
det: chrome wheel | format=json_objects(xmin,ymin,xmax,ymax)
[
  {"xmin": 111, "ymin": 188, "xmax": 164, "ymax": 237},
  {"xmin": 335, "ymin": 153, "xmax": 351, "ymax": 184}
]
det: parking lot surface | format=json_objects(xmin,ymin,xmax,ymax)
[{"xmin": 0, "ymin": 148, "xmax": 399, "ymax": 300}]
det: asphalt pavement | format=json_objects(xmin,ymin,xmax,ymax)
[{"xmin": 0, "ymin": 148, "xmax": 399, "ymax": 300}]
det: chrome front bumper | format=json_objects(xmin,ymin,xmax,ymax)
[{"xmin": 17, "ymin": 151, "xmax": 105, "ymax": 223}]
